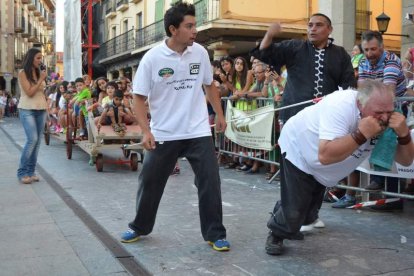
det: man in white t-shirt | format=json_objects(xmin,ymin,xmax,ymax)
[
  {"xmin": 265, "ymin": 80, "xmax": 414, "ymax": 255},
  {"xmin": 121, "ymin": 2, "xmax": 230, "ymax": 252}
]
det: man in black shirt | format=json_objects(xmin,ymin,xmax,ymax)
[{"xmin": 251, "ymin": 13, "xmax": 356, "ymax": 124}]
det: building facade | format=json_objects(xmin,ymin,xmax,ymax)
[
  {"xmin": 0, "ymin": 0, "xmax": 55, "ymax": 96},
  {"xmin": 93, "ymin": 0, "xmax": 411, "ymax": 81}
]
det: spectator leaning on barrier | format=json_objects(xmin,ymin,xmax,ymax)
[
  {"xmin": 121, "ymin": 2, "xmax": 230, "ymax": 252},
  {"xmin": 265, "ymin": 80, "xmax": 414, "ymax": 256}
]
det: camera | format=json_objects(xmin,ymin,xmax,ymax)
[{"xmin": 39, "ymin": 63, "xmax": 46, "ymax": 71}]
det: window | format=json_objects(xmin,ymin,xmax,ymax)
[
  {"xmin": 356, "ymin": 0, "xmax": 371, "ymax": 34},
  {"xmin": 112, "ymin": 26, "xmax": 117, "ymax": 38},
  {"xmin": 155, "ymin": 0, "xmax": 165, "ymax": 21},
  {"xmin": 123, "ymin": 19, "xmax": 128, "ymax": 33},
  {"xmin": 136, "ymin": 12, "xmax": 142, "ymax": 30}
]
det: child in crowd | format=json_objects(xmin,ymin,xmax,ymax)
[
  {"xmin": 93, "ymin": 81, "xmax": 117, "ymax": 126},
  {"xmin": 47, "ymin": 84, "xmax": 61, "ymax": 133},
  {"xmin": 58, "ymin": 85, "xmax": 73, "ymax": 134},
  {"xmin": 97, "ymin": 89, "xmax": 134, "ymax": 136},
  {"xmin": 88, "ymin": 77, "xmax": 108, "ymax": 116},
  {"xmin": 70, "ymin": 77, "xmax": 91, "ymax": 138}
]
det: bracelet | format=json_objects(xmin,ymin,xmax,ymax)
[
  {"xmin": 397, "ymin": 132, "xmax": 412, "ymax": 145},
  {"xmin": 351, "ymin": 128, "xmax": 367, "ymax": 145}
]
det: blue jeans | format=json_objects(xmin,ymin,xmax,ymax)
[{"xmin": 17, "ymin": 109, "xmax": 47, "ymax": 180}]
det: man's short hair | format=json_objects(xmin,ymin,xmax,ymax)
[
  {"xmin": 114, "ymin": 89, "xmax": 124, "ymax": 99},
  {"xmin": 361, "ymin": 30, "xmax": 383, "ymax": 45},
  {"xmin": 75, "ymin": 77, "xmax": 84, "ymax": 84},
  {"xmin": 164, "ymin": 2, "xmax": 195, "ymax": 37},
  {"xmin": 310, "ymin": 13, "xmax": 332, "ymax": 27}
]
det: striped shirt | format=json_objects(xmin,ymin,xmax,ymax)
[{"xmin": 358, "ymin": 51, "xmax": 407, "ymax": 97}]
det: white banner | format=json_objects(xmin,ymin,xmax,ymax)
[
  {"xmin": 224, "ymin": 101, "xmax": 275, "ymax": 150},
  {"xmin": 63, "ymin": 0, "xmax": 82, "ymax": 81}
]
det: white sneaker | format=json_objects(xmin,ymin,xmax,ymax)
[
  {"xmin": 313, "ymin": 218, "xmax": 325, "ymax": 228},
  {"xmin": 300, "ymin": 218, "xmax": 325, "ymax": 232},
  {"xmin": 299, "ymin": 224, "xmax": 314, "ymax": 232}
]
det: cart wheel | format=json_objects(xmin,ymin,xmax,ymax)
[
  {"xmin": 44, "ymin": 123, "xmax": 50, "ymax": 146},
  {"xmin": 96, "ymin": 154, "xmax": 104, "ymax": 172},
  {"xmin": 66, "ymin": 129, "xmax": 72, "ymax": 159},
  {"xmin": 130, "ymin": 153, "xmax": 138, "ymax": 171},
  {"xmin": 123, "ymin": 148, "xmax": 131, "ymax": 158}
]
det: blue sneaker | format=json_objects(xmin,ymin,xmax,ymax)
[
  {"xmin": 332, "ymin": 195, "xmax": 356, "ymax": 208},
  {"xmin": 208, "ymin": 239, "xmax": 230, "ymax": 251},
  {"xmin": 120, "ymin": 228, "xmax": 140, "ymax": 243}
]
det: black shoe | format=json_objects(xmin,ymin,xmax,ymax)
[
  {"xmin": 290, "ymin": 232, "xmax": 304, "ymax": 240},
  {"xmin": 365, "ymin": 181, "xmax": 384, "ymax": 191},
  {"xmin": 370, "ymin": 199, "xmax": 403, "ymax": 211},
  {"xmin": 265, "ymin": 232, "xmax": 284, "ymax": 255}
]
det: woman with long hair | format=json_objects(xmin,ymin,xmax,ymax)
[{"xmin": 17, "ymin": 48, "xmax": 48, "ymax": 184}]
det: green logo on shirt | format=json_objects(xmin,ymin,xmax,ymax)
[{"xmin": 158, "ymin": 68, "xmax": 174, "ymax": 78}]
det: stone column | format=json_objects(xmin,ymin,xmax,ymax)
[
  {"xmin": 207, "ymin": 41, "xmax": 235, "ymax": 60},
  {"xmin": 318, "ymin": 0, "xmax": 356, "ymax": 53},
  {"xmin": 107, "ymin": 71, "xmax": 114, "ymax": 81},
  {"xmin": 118, "ymin": 69, "xmax": 125, "ymax": 78}
]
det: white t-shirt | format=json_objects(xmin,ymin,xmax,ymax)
[
  {"xmin": 58, "ymin": 96, "xmax": 66, "ymax": 109},
  {"xmin": 132, "ymin": 40, "xmax": 212, "ymax": 141},
  {"xmin": 48, "ymin": 92, "xmax": 57, "ymax": 108},
  {"xmin": 279, "ymin": 89, "xmax": 376, "ymax": 187}
]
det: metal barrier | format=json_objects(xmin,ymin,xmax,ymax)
[{"xmin": 217, "ymin": 97, "xmax": 281, "ymax": 182}]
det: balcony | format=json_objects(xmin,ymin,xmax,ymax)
[
  {"xmin": 34, "ymin": 2, "xmax": 41, "ymax": 16},
  {"xmin": 46, "ymin": 14, "xmax": 54, "ymax": 30},
  {"xmin": 39, "ymin": 6, "xmax": 45, "ymax": 21},
  {"xmin": 15, "ymin": 15, "xmax": 25, "ymax": 33},
  {"xmin": 135, "ymin": 20, "xmax": 165, "ymax": 50},
  {"xmin": 116, "ymin": 0, "xmax": 128, "ymax": 12},
  {"xmin": 23, "ymin": 22, "xmax": 32, "ymax": 38},
  {"xmin": 101, "ymin": 29, "xmax": 135, "ymax": 61},
  {"xmin": 106, "ymin": 0, "xmax": 116, "ymax": 19},
  {"xmin": 27, "ymin": 0, "xmax": 36, "ymax": 10},
  {"xmin": 21, "ymin": 0, "xmax": 30, "ymax": 4}
]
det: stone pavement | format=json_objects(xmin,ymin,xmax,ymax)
[{"xmin": 1, "ymin": 116, "xmax": 414, "ymax": 276}]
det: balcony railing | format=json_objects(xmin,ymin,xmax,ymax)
[
  {"xmin": 106, "ymin": 0, "xmax": 117, "ymax": 18},
  {"xmin": 15, "ymin": 8, "xmax": 24, "ymax": 33},
  {"xmin": 102, "ymin": 29, "xmax": 135, "ymax": 59},
  {"xmin": 135, "ymin": 20, "xmax": 165, "ymax": 49},
  {"xmin": 134, "ymin": 0, "xmax": 219, "ymax": 50},
  {"xmin": 116, "ymin": 0, "xmax": 128, "ymax": 8},
  {"xmin": 27, "ymin": 0, "xmax": 36, "ymax": 10},
  {"xmin": 194, "ymin": 0, "xmax": 220, "ymax": 27}
]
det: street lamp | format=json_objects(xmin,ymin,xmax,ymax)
[
  {"xmin": 376, "ymin": 12, "xmax": 390, "ymax": 34},
  {"xmin": 375, "ymin": 0, "xmax": 409, "ymax": 37}
]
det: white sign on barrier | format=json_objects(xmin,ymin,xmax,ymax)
[
  {"xmin": 224, "ymin": 101, "xmax": 275, "ymax": 151},
  {"xmin": 357, "ymin": 130, "xmax": 414, "ymax": 178}
]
